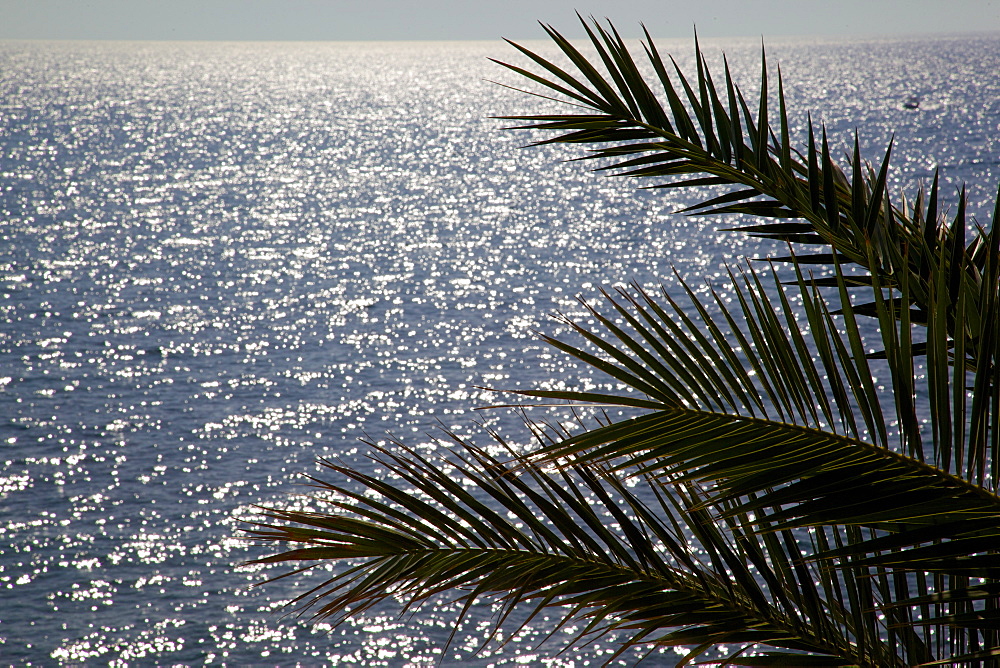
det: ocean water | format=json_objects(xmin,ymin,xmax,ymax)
[{"xmin": 1, "ymin": 33, "xmax": 998, "ymax": 666}]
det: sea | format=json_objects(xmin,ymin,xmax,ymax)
[{"xmin": 1, "ymin": 33, "xmax": 999, "ymax": 666}]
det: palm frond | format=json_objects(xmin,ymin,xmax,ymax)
[
  {"xmin": 246, "ymin": 19, "xmax": 1000, "ymax": 667},
  {"xmin": 516, "ymin": 273, "xmax": 1000, "ymax": 573},
  {"xmin": 493, "ymin": 17, "xmax": 1000, "ymax": 370},
  {"xmin": 246, "ymin": 438, "xmax": 911, "ymax": 666}
]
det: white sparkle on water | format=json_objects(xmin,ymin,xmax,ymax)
[{"xmin": 1, "ymin": 34, "xmax": 998, "ymax": 665}]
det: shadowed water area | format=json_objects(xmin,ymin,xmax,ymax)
[{"xmin": 1, "ymin": 34, "xmax": 999, "ymax": 665}]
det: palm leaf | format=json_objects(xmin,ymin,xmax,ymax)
[
  {"xmin": 246, "ymin": 19, "xmax": 1000, "ymax": 666},
  {"xmin": 494, "ymin": 16, "xmax": 999, "ymax": 370},
  {"xmin": 516, "ymin": 276, "xmax": 1000, "ymax": 567},
  {"xmin": 246, "ymin": 438, "xmax": 910, "ymax": 666}
]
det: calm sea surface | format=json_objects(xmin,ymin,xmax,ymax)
[{"xmin": 1, "ymin": 34, "xmax": 999, "ymax": 666}]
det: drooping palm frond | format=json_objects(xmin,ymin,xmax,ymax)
[
  {"xmin": 246, "ymin": 19, "xmax": 1000, "ymax": 667},
  {"xmin": 493, "ymin": 17, "xmax": 1000, "ymax": 370},
  {"xmin": 247, "ymin": 438, "xmax": 919, "ymax": 666},
  {"xmin": 248, "ymin": 262, "xmax": 998, "ymax": 664},
  {"xmin": 495, "ymin": 23, "xmax": 1000, "ymax": 621},
  {"xmin": 518, "ymin": 273, "xmax": 1000, "ymax": 578}
]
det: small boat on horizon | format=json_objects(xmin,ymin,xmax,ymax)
[{"xmin": 903, "ymin": 95, "xmax": 920, "ymax": 109}]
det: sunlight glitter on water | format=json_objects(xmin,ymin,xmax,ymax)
[{"xmin": 1, "ymin": 34, "xmax": 999, "ymax": 665}]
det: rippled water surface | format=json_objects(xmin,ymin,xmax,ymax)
[{"xmin": 2, "ymin": 34, "xmax": 999, "ymax": 665}]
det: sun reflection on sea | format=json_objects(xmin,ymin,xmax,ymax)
[{"xmin": 1, "ymin": 34, "xmax": 998, "ymax": 665}]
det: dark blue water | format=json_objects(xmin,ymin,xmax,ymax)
[{"xmin": 1, "ymin": 34, "xmax": 998, "ymax": 665}]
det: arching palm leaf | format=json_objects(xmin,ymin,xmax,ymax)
[
  {"xmin": 248, "ymin": 438, "xmax": 915, "ymax": 666},
  {"xmin": 493, "ymin": 17, "xmax": 999, "ymax": 370},
  {"xmin": 520, "ymin": 273, "xmax": 1000, "ymax": 575},
  {"xmin": 246, "ymin": 18, "xmax": 1000, "ymax": 667},
  {"xmin": 248, "ymin": 263, "xmax": 999, "ymax": 664}
]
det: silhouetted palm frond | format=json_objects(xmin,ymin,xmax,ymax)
[
  {"xmin": 248, "ymin": 437, "xmax": 913, "ymax": 666},
  {"xmin": 246, "ymin": 18, "xmax": 1000, "ymax": 666},
  {"xmin": 493, "ymin": 16, "xmax": 1000, "ymax": 371}
]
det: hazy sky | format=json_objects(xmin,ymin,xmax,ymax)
[{"xmin": 2, "ymin": 0, "xmax": 999, "ymax": 41}]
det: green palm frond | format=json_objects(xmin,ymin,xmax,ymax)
[
  {"xmin": 493, "ymin": 17, "xmax": 1000, "ymax": 370},
  {"xmin": 248, "ymin": 262, "xmax": 999, "ymax": 663},
  {"xmin": 517, "ymin": 275, "xmax": 1000, "ymax": 575},
  {"xmin": 247, "ymin": 439, "xmax": 915, "ymax": 666},
  {"xmin": 246, "ymin": 18, "xmax": 1000, "ymax": 667}
]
